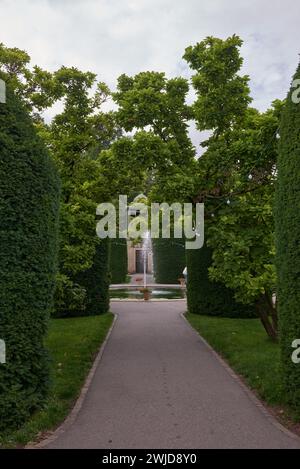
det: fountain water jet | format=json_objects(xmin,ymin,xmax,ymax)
[{"xmin": 142, "ymin": 231, "xmax": 151, "ymax": 288}]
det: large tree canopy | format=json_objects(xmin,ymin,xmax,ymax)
[
  {"xmin": 182, "ymin": 36, "xmax": 281, "ymax": 338},
  {"xmin": 184, "ymin": 35, "xmax": 251, "ymax": 135},
  {"xmin": 0, "ymin": 37, "xmax": 291, "ymax": 338}
]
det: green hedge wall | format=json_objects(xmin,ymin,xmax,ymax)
[
  {"xmin": 67, "ymin": 239, "xmax": 110, "ymax": 317},
  {"xmin": 275, "ymin": 64, "xmax": 300, "ymax": 410},
  {"xmin": 110, "ymin": 237, "xmax": 128, "ymax": 284},
  {"xmin": 81, "ymin": 239, "xmax": 110, "ymax": 315},
  {"xmin": 0, "ymin": 87, "xmax": 60, "ymax": 430},
  {"xmin": 186, "ymin": 243, "xmax": 256, "ymax": 318},
  {"xmin": 152, "ymin": 238, "xmax": 186, "ymax": 284}
]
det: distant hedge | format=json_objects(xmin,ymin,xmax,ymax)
[
  {"xmin": 186, "ymin": 243, "xmax": 256, "ymax": 318},
  {"xmin": 0, "ymin": 87, "xmax": 60, "ymax": 430},
  {"xmin": 80, "ymin": 239, "xmax": 110, "ymax": 315},
  {"xmin": 152, "ymin": 238, "xmax": 186, "ymax": 284},
  {"xmin": 275, "ymin": 64, "xmax": 300, "ymax": 410},
  {"xmin": 110, "ymin": 237, "xmax": 128, "ymax": 284},
  {"xmin": 66, "ymin": 239, "xmax": 111, "ymax": 317}
]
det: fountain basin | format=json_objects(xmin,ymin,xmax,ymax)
[{"xmin": 109, "ymin": 288, "xmax": 185, "ymax": 300}]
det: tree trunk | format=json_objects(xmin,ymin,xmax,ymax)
[
  {"xmin": 255, "ymin": 295, "xmax": 278, "ymax": 341},
  {"xmin": 265, "ymin": 292, "xmax": 278, "ymax": 333}
]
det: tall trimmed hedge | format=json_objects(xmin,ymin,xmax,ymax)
[
  {"xmin": 0, "ymin": 87, "xmax": 60, "ymax": 430},
  {"xmin": 186, "ymin": 243, "xmax": 256, "ymax": 318},
  {"xmin": 110, "ymin": 237, "xmax": 128, "ymax": 284},
  {"xmin": 71, "ymin": 239, "xmax": 110, "ymax": 317},
  {"xmin": 275, "ymin": 64, "xmax": 300, "ymax": 410},
  {"xmin": 152, "ymin": 238, "xmax": 186, "ymax": 284}
]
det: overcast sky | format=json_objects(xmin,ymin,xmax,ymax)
[{"xmin": 1, "ymin": 0, "xmax": 299, "ymax": 148}]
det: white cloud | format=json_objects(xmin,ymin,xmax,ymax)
[{"xmin": 1, "ymin": 0, "xmax": 299, "ymax": 149}]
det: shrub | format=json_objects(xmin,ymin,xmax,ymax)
[
  {"xmin": 0, "ymin": 86, "xmax": 60, "ymax": 430},
  {"xmin": 186, "ymin": 243, "xmax": 256, "ymax": 318},
  {"xmin": 275, "ymin": 63, "xmax": 300, "ymax": 410},
  {"xmin": 110, "ymin": 237, "xmax": 128, "ymax": 284},
  {"xmin": 152, "ymin": 238, "xmax": 186, "ymax": 284},
  {"xmin": 53, "ymin": 274, "xmax": 86, "ymax": 319},
  {"xmin": 73, "ymin": 239, "xmax": 110, "ymax": 316}
]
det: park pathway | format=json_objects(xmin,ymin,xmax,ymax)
[{"xmin": 44, "ymin": 301, "xmax": 300, "ymax": 449}]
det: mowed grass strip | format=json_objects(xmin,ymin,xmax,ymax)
[
  {"xmin": 186, "ymin": 314, "xmax": 284, "ymax": 406},
  {"xmin": 0, "ymin": 313, "xmax": 114, "ymax": 448}
]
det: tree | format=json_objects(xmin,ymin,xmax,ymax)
[
  {"xmin": 208, "ymin": 190, "xmax": 276, "ymax": 329},
  {"xmin": 183, "ymin": 36, "xmax": 257, "ymax": 321},
  {"xmin": 204, "ymin": 106, "xmax": 281, "ymax": 339},
  {"xmin": 108, "ymin": 70, "xmax": 197, "ymax": 263},
  {"xmin": 1, "ymin": 44, "xmax": 118, "ymax": 317},
  {"xmin": 0, "ymin": 86, "xmax": 60, "ymax": 429},
  {"xmin": 183, "ymin": 35, "xmax": 251, "ymax": 136},
  {"xmin": 44, "ymin": 67, "xmax": 119, "ymax": 315},
  {"xmin": 184, "ymin": 36, "xmax": 281, "ymax": 337},
  {"xmin": 275, "ymin": 63, "xmax": 300, "ymax": 408},
  {"xmin": 0, "ymin": 42, "xmax": 59, "ymax": 116},
  {"xmin": 98, "ymin": 134, "xmax": 151, "ymax": 202},
  {"xmin": 113, "ymin": 71, "xmax": 196, "ymax": 202},
  {"xmin": 114, "ymin": 71, "xmax": 194, "ymax": 158}
]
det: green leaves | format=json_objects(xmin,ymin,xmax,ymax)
[
  {"xmin": 184, "ymin": 35, "xmax": 251, "ymax": 134},
  {"xmin": 183, "ymin": 36, "xmax": 280, "ymax": 338},
  {"xmin": 0, "ymin": 36, "xmax": 285, "ymax": 340},
  {"xmin": 114, "ymin": 71, "xmax": 194, "ymax": 159},
  {"xmin": 208, "ymin": 191, "xmax": 276, "ymax": 305}
]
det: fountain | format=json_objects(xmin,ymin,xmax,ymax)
[
  {"xmin": 139, "ymin": 231, "xmax": 152, "ymax": 300},
  {"xmin": 142, "ymin": 230, "xmax": 151, "ymax": 288},
  {"xmin": 109, "ymin": 229, "xmax": 186, "ymax": 300}
]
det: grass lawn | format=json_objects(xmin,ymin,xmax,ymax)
[
  {"xmin": 0, "ymin": 313, "xmax": 114, "ymax": 448},
  {"xmin": 186, "ymin": 314, "xmax": 297, "ymax": 420}
]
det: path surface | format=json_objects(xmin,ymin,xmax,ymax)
[{"xmin": 45, "ymin": 301, "xmax": 300, "ymax": 449}]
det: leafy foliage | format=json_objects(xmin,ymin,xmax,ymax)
[
  {"xmin": 111, "ymin": 71, "xmax": 196, "ymax": 204},
  {"xmin": 184, "ymin": 36, "xmax": 281, "ymax": 338},
  {"xmin": 47, "ymin": 68, "xmax": 116, "ymax": 270},
  {"xmin": 184, "ymin": 35, "xmax": 251, "ymax": 135},
  {"xmin": 208, "ymin": 192, "xmax": 276, "ymax": 305},
  {"xmin": 202, "ymin": 106, "xmax": 281, "ymax": 339},
  {"xmin": 186, "ymin": 243, "xmax": 256, "ymax": 318},
  {"xmin": 114, "ymin": 71, "xmax": 193, "ymax": 157},
  {"xmin": 0, "ymin": 45, "xmax": 117, "ymax": 317},
  {"xmin": 42, "ymin": 68, "xmax": 118, "ymax": 315},
  {"xmin": 53, "ymin": 274, "xmax": 86, "ymax": 319},
  {"xmin": 0, "ymin": 42, "xmax": 60, "ymax": 115}
]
